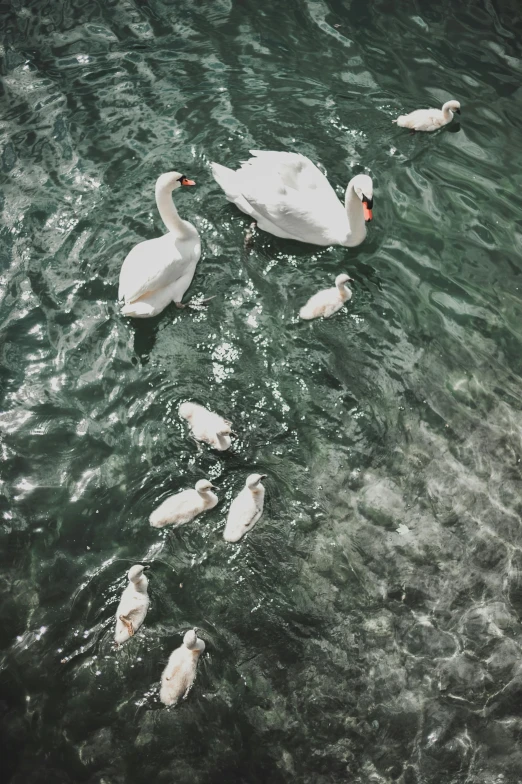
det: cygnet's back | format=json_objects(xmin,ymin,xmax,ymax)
[
  {"xmin": 114, "ymin": 565, "xmax": 150, "ymax": 644},
  {"xmin": 223, "ymin": 474, "xmax": 266, "ymax": 542},
  {"xmin": 160, "ymin": 630, "xmax": 205, "ymax": 706},
  {"xmin": 178, "ymin": 401, "xmax": 232, "ymax": 450},
  {"xmin": 149, "ymin": 479, "xmax": 218, "ymax": 528}
]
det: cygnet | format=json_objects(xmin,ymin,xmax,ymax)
[
  {"xmin": 149, "ymin": 479, "xmax": 218, "ymax": 528},
  {"xmin": 393, "ymin": 100, "xmax": 461, "ymax": 132},
  {"xmin": 178, "ymin": 401, "xmax": 234, "ymax": 450},
  {"xmin": 299, "ymin": 273, "xmax": 353, "ymax": 320},
  {"xmin": 114, "ymin": 564, "xmax": 150, "ymax": 644},
  {"xmin": 160, "ymin": 629, "xmax": 205, "ymax": 706},
  {"xmin": 223, "ymin": 473, "xmax": 266, "ymax": 543}
]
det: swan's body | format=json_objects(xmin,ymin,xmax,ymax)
[
  {"xmin": 179, "ymin": 401, "xmax": 233, "ymax": 451},
  {"xmin": 160, "ymin": 629, "xmax": 205, "ymax": 706},
  {"xmin": 118, "ymin": 172, "xmax": 201, "ymax": 318},
  {"xmin": 149, "ymin": 479, "xmax": 218, "ymax": 528},
  {"xmin": 223, "ymin": 474, "xmax": 266, "ymax": 543},
  {"xmin": 299, "ymin": 273, "xmax": 354, "ymax": 320},
  {"xmin": 393, "ymin": 100, "xmax": 461, "ymax": 132},
  {"xmin": 211, "ymin": 151, "xmax": 373, "ymax": 247},
  {"xmin": 114, "ymin": 565, "xmax": 150, "ymax": 644}
]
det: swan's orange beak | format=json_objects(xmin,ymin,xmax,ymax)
[
  {"xmin": 362, "ymin": 197, "xmax": 373, "ymax": 222},
  {"xmin": 181, "ymin": 177, "xmax": 196, "ymax": 186}
]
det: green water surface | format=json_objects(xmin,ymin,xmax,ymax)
[{"xmin": 1, "ymin": 1, "xmax": 522, "ymax": 782}]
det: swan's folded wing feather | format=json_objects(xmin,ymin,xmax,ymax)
[
  {"xmin": 119, "ymin": 233, "xmax": 195, "ymax": 304},
  {"xmin": 246, "ymin": 151, "xmax": 331, "ymax": 193},
  {"xmin": 240, "ymin": 180, "xmax": 344, "ymax": 244}
]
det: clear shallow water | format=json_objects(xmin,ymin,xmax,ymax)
[{"xmin": 1, "ymin": 0, "xmax": 522, "ymax": 781}]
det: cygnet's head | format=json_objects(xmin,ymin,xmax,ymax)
[
  {"xmin": 335, "ymin": 273, "xmax": 354, "ymax": 288},
  {"xmin": 217, "ymin": 424, "xmax": 232, "ymax": 437},
  {"xmin": 128, "ymin": 564, "xmax": 148, "ymax": 583},
  {"xmin": 195, "ymin": 479, "xmax": 218, "ymax": 494},
  {"xmin": 444, "ymin": 100, "xmax": 461, "ymax": 114},
  {"xmin": 156, "ymin": 171, "xmax": 196, "ymax": 193},
  {"xmin": 178, "ymin": 401, "xmax": 196, "ymax": 421},
  {"xmin": 246, "ymin": 473, "xmax": 267, "ymax": 490},
  {"xmin": 183, "ymin": 629, "xmax": 199, "ymax": 649},
  {"xmin": 351, "ymin": 173, "xmax": 373, "ymax": 221}
]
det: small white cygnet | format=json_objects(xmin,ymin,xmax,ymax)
[
  {"xmin": 223, "ymin": 473, "xmax": 266, "ymax": 543},
  {"xmin": 149, "ymin": 479, "xmax": 218, "ymax": 528},
  {"xmin": 299, "ymin": 274, "xmax": 353, "ymax": 320},
  {"xmin": 178, "ymin": 401, "xmax": 234, "ymax": 450},
  {"xmin": 114, "ymin": 564, "xmax": 150, "ymax": 644},
  {"xmin": 160, "ymin": 629, "xmax": 205, "ymax": 706},
  {"xmin": 393, "ymin": 100, "xmax": 461, "ymax": 132}
]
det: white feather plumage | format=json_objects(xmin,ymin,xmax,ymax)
[
  {"xmin": 114, "ymin": 565, "xmax": 150, "ymax": 644},
  {"xmin": 160, "ymin": 630, "xmax": 205, "ymax": 706},
  {"xmin": 223, "ymin": 474, "xmax": 266, "ymax": 543},
  {"xmin": 149, "ymin": 479, "xmax": 218, "ymax": 528}
]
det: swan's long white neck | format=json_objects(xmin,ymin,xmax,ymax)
[
  {"xmin": 344, "ymin": 183, "xmax": 367, "ymax": 247},
  {"xmin": 155, "ymin": 182, "xmax": 192, "ymax": 237},
  {"xmin": 442, "ymin": 102, "xmax": 455, "ymax": 120}
]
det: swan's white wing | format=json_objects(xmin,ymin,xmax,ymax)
[
  {"xmin": 244, "ymin": 151, "xmax": 331, "ymax": 192},
  {"xmin": 118, "ymin": 232, "xmax": 200, "ymax": 304},
  {"xmin": 229, "ymin": 152, "xmax": 345, "ymax": 243},
  {"xmin": 241, "ymin": 180, "xmax": 345, "ymax": 244}
]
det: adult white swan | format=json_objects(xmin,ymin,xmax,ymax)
[
  {"xmin": 211, "ymin": 151, "xmax": 373, "ymax": 247},
  {"xmin": 118, "ymin": 172, "xmax": 201, "ymax": 318}
]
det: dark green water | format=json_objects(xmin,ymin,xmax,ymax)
[{"xmin": 2, "ymin": 0, "xmax": 522, "ymax": 782}]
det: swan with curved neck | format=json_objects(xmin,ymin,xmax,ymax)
[
  {"xmin": 299, "ymin": 273, "xmax": 354, "ymax": 320},
  {"xmin": 393, "ymin": 100, "xmax": 461, "ymax": 132},
  {"xmin": 211, "ymin": 151, "xmax": 373, "ymax": 247},
  {"xmin": 118, "ymin": 171, "xmax": 203, "ymax": 318}
]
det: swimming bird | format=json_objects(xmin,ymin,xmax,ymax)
[
  {"xmin": 118, "ymin": 171, "xmax": 202, "ymax": 317},
  {"xmin": 299, "ymin": 273, "xmax": 354, "ymax": 320},
  {"xmin": 160, "ymin": 629, "xmax": 205, "ymax": 706},
  {"xmin": 114, "ymin": 564, "xmax": 150, "ymax": 644},
  {"xmin": 223, "ymin": 473, "xmax": 266, "ymax": 543},
  {"xmin": 211, "ymin": 151, "xmax": 373, "ymax": 247},
  {"xmin": 393, "ymin": 100, "xmax": 461, "ymax": 132},
  {"xmin": 178, "ymin": 401, "xmax": 234, "ymax": 451},
  {"xmin": 149, "ymin": 479, "xmax": 218, "ymax": 528}
]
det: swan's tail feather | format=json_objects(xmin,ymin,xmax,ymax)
[
  {"xmin": 211, "ymin": 162, "xmax": 238, "ymax": 195},
  {"xmin": 211, "ymin": 162, "xmax": 255, "ymax": 216},
  {"xmin": 299, "ymin": 304, "xmax": 315, "ymax": 320},
  {"xmin": 149, "ymin": 508, "xmax": 168, "ymax": 527}
]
